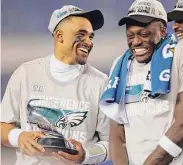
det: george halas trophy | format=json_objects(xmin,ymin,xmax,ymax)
[{"xmin": 27, "ymin": 99, "xmax": 80, "ymax": 155}]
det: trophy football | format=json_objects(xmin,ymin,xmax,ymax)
[
  {"xmin": 27, "ymin": 99, "xmax": 79, "ymax": 155},
  {"xmin": 36, "ymin": 131, "xmax": 78, "ymax": 155}
]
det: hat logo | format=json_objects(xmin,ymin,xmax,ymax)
[
  {"xmin": 175, "ymin": 2, "xmax": 183, "ymax": 9},
  {"xmin": 151, "ymin": 8, "xmax": 155, "ymax": 15},
  {"xmin": 128, "ymin": 7, "xmax": 136, "ymax": 15},
  {"xmin": 68, "ymin": 6, "xmax": 83, "ymax": 13},
  {"xmin": 56, "ymin": 10, "xmax": 68, "ymax": 18},
  {"xmin": 159, "ymin": 11, "xmax": 163, "ymax": 16},
  {"xmin": 128, "ymin": 5, "xmax": 151, "ymax": 15}
]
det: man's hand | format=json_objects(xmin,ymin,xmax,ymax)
[
  {"xmin": 18, "ymin": 131, "xmax": 45, "ymax": 156},
  {"xmin": 143, "ymin": 92, "xmax": 183, "ymax": 165},
  {"xmin": 52, "ymin": 139, "xmax": 85, "ymax": 164},
  {"xmin": 109, "ymin": 120, "xmax": 129, "ymax": 165}
]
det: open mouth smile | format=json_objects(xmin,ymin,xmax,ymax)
[{"xmin": 133, "ymin": 48, "xmax": 149, "ymax": 56}]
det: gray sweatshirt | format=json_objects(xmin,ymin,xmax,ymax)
[{"xmin": 1, "ymin": 55, "xmax": 110, "ymax": 165}]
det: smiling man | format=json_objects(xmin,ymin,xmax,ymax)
[
  {"xmin": 1, "ymin": 5, "xmax": 109, "ymax": 165},
  {"xmin": 100, "ymin": 0, "xmax": 183, "ymax": 165},
  {"xmin": 168, "ymin": 0, "xmax": 183, "ymax": 41}
]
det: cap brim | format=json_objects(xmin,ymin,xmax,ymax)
[
  {"xmin": 118, "ymin": 15, "xmax": 155, "ymax": 26},
  {"xmin": 167, "ymin": 10, "xmax": 183, "ymax": 22},
  {"xmin": 72, "ymin": 10, "xmax": 104, "ymax": 31}
]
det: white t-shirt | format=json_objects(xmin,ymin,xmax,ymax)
[
  {"xmin": 101, "ymin": 38, "xmax": 183, "ymax": 165},
  {"xmin": 124, "ymin": 39, "xmax": 183, "ymax": 165},
  {"xmin": 1, "ymin": 55, "xmax": 109, "ymax": 165}
]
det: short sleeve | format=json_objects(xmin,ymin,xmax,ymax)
[{"xmin": 1, "ymin": 65, "xmax": 24, "ymax": 123}]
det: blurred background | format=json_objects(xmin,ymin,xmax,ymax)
[{"xmin": 1, "ymin": 0, "xmax": 176, "ymax": 165}]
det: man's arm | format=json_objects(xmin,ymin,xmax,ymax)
[
  {"xmin": 81, "ymin": 109, "xmax": 110, "ymax": 164},
  {"xmin": 1, "ymin": 122, "xmax": 46, "ymax": 156},
  {"xmin": 110, "ymin": 119, "xmax": 129, "ymax": 165},
  {"xmin": 81, "ymin": 75, "xmax": 110, "ymax": 164},
  {"xmin": 1, "ymin": 123, "xmax": 16, "ymax": 146},
  {"xmin": 1, "ymin": 65, "xmax": 45, "ymax": 156},
  {"xmin": 144, "ymin": 92, "xmax": 183, "ymax": 165}
]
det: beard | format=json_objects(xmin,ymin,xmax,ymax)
[
  {"xmin": 75, "ymin": 52, "xmax": 88, "ymax": 65},
  {"xmin": 76, "ymin": 58, "xmax": 86, "ymax": 65}
]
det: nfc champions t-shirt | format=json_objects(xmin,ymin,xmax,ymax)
[
  {"xmin": 123, "ymin": 40, "xmax": 183, "ymax": 165},
  {"xmin": 1, "ymin": 55, "xmax": 109, "ymax": 165}
]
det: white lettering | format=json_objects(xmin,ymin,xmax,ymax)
[
  {"xmin": 66, "ymin": 99, "xmax": 72, "ymax": 109},
  {"xmin": 112, "ymin": 77, "xmax": 119, "ymax": 88},
  {"xmin": 107, "ymin": 80, "xmax": 112, "ymax": 89},
  {"xmin": 79, "ymin": 132, "xmax": 87, "ymax": 142},
  {"xmin": 162, "ymin": 44, "xmax": 176, "ymax": 59},
  {"xmin": 126, "ymin": 100, "xmax": 170, "ymax": 118},
  {"xmin": 29, "ymin": 95, "xmax": 91, "ymax": 111},
  {"xmin": 72, "ymin": 100, "xmax": 79, "ymax": 110},
  {"xmin": 159, "ymin": 69, "xmax": 171, "ymax": 81},
  {"xmin": 72, "ymin": 131, "xmax": 80, "ymax": 141},
  {"xmin": 85, "ymin": 102, "xmax": 90, "ymax": 111}
]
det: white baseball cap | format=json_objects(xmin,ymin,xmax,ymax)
[
  {"xmin": 168, "ymin": 0, "xmax": 183, "ymax": 22},
  {"xmin": 48, "ymin": 5, "xmax": 104, "ymax": 34},
  {"xmin": 118, "ymin": 0, "xmax": 167, "ymax": 26}
]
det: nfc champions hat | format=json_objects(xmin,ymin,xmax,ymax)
[
  {"xmin": 118, "ymin": 0, "xmax": 167, "ymax": 26},
  {"xmin": 48, "ymin": 5, "xmax": 104, "ymax": 34},
  {"xmin": 168, "ymin": 0, "xmax": 183, "ymax": 22}
]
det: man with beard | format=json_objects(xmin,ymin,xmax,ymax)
[
  {"xmin": 168, "ymin": 0, "xmax": 183, "ymax": 41},
  {"xmin": 168, "ymin": 0, "xmax": 183, "ymax": 71},
  {"xmin": 100, "ymin": 0, "xmax": 183, "ymax": 164},
  {"xmin": 1, "ymin": 5, "xmax": 109, "ymax": 165}
]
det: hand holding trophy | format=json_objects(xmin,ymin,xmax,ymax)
[
  {"xmin": 18, "ymin": 131, "xmax": 46, "ymax": 156},
  {"xmin": 27, "ymin": 99, "xmax": 85, "ymax": 162},
  {"xmin": 36, "ymin": 130, "xmax": 78, "ymax": 156},
  {"xmin": 52, "ymin": 138, "xmax": 86, "ymax": 164},
  {"xmin": 36, "ymin": 120, "xmax": 87, "ymax": 164}
]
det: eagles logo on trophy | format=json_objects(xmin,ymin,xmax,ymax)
[{"xmin": 27, "ymin": 99, "xmax": 88, "ymax": 155}]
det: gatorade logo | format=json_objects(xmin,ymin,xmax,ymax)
[
  {"xmin": 159, "ymin": 69, "xmax": 170, "ymax": 82},
  {"xmin": 162, "ymin": 44, "xmax": 176, "ymax": 59},
  {"xmin": 106, "ymin": 77, "xmax": 119, "ymax": 89}
]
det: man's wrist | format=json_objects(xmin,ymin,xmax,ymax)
[
  {"xmin": 144, "ymin": 144, "xmax": 174, "ymax": 165},
  {"xmin": 79, "ymin": 147, "xmax": 87, "ymax": 164},
  {"xmin": 80, "ymin": 147, "xmax": 89, "ymax": 164},
  {"xmin": 80, "ymin": 143, "xmax": 107, "ymax": 164},
  {"xmin": 8, "ymin": 128, "xmax": 25, "ymax": 147},
  {"xmin": 158, "ymin": 135, "xmax": 182, "ymax": 157}
]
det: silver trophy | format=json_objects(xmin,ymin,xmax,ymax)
[
  {"xmin": 36, "ymin": 130, "xmax": 78, "ymax": 155},
  {"xmin": 27, "ymin": 99, "xmax": 79, "ymax": 155}
]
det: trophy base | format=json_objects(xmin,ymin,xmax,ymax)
[{"xmin": 37, "ymin": 137, "xmax": 78, "ymax": 155}]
